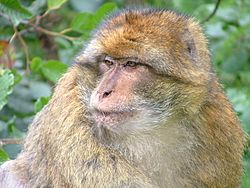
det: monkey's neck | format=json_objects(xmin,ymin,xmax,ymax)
[{"xmin": 95, "ymin": 119, "xmax": 196, "ymax": 184}]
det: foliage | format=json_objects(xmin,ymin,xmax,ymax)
[
  {"xmin": 0, "ymin": 148, "xmax": 9, "ymax": 165},
  {"xmin": 0, "ymin": 0, "xmax": 32, "ymax": 25},
  {"xmin": 0, "ymin": 69, "xmax": 14, "ymax": 111},
  {"xmin": 0, "ymin": 0, "xmax": 249, "ymax": 186}
]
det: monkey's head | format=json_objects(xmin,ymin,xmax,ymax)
[{"xmin": 76, "ymin": 9, "xmax": 212, "ymax": 136}]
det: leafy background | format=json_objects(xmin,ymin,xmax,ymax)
[{"xmin": 0, "ymin": 0, "xmax": 249, "ymax": 186}]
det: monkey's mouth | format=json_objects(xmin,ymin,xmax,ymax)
[{"xmin": 91, "ymin": 110, "xmax": 134, "ymax": 126}]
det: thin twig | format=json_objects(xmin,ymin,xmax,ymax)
[
  {"xmin": 19, "ymin": 27, "xmax": 35, "ymax": 36},
  {"xmin": 40, "ymin": 10, "xmax": 50, "ymax": 20},
  {"xmin": 12, "ymin": 25, "xmax": 30, "ymax": 73},
  {"xmin": 36, "ymin": 26, "xmax": 79, "ymax": 41},
  {"xmin": 0, "ymin": 12, "xmax": 11, "ymax": 22},
  {"xmin": 29, "ymin": 23, "xmax": 79, "ymax": 41},
  {"xmin": 201, "ymin": 0, "xmax": 221, "ymax": 23},
  {"xmin": 9, "ymin": 32, "xmax": 17, "ymax": 44},
  {"xmin": 29, "ymin": 10, "xmax": 50, "ymax": 25},
  {"xmin": 60, "ymin": 28, "xmax": 72, "ymax": 34},
  {"xmin": 0, "ymin": 138, "xmax": 23, "ymax": 147}
]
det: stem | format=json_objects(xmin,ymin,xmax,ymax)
[
  {"xmin": 0, "ymin": 138, "xmax": 23, "ymax": 147},
  {"xmin": 201, "ymin": 0, "xmax": 221, "ymax": 23},
  {"xmin": 9, "ymin": 32, "xmax": 17, "ymax": 44},
  {"xmin": 12, "ymin": 25, "xmax": 30, "ymax": 73},
  {"xmin": 60, "ymin": 28, "xmax": 72, "ymax": 34},
  {"xmin": 29, "ymin": 10, "xmax": 50, "ymax": 25},
  {"xmin": 30, "ymin": 23, "xmax": 79, "ymax": 41}
]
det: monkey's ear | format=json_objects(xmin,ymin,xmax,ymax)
[{"xmin": 182, "ymin": 28, "xmax": 197, "ymax": 61}]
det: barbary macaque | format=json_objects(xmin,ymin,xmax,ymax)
[{"xmin": 0, "ymin": 8, "xmax": 246, "ymax": 188}]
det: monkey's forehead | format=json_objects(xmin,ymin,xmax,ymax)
[
  {"xmin": 80, "ymin": 9, "xmax": 205, "ymax": 59},
  {"xmin": 75, "ymin": 8, "xmax": 210, "ymax": 82},
  {"xmin": 100, "ymin": 8, "xmax": 188, "ymax": 33},
  {"xmin": 94, "ymin": 9, "xmax": 188, "ymax": 56}
]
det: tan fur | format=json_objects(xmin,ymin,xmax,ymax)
[{"xmin": 0, "ymin": 8, "xmax": 246, "ymax": 188}]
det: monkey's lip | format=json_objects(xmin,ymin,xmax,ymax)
[{"xmin": 91, "ymin": 110, "xmax": 134, "ymax": 125}]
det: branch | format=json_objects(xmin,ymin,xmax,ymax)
[
  {"xmin": 201, "ymin": 0, "xmax": 221, "ymax": 23},
  {"xmin": 12, "ymin": 25, "xmax": 30, "ymax": 73},
  {"xmin": 60, "ymin": 28, "xmax": 72, "ymax": 34},
  {"xmin": 29, "ymin": 10, "xmax": 50, "ymax": 26},
  {"xmin": 29, "ymin": 23, "xmax": 79, "ymax": 41},
  {"xmin": 9, "ymin": 32, "xmax": 17, "ymax": 44},
  {"xmin": 0, "ymin": 138, "xmax": 23, "ymax": 147},
  {"xmin": 37, "ymin": 27, "xmax": 78, "ymax": 41}
]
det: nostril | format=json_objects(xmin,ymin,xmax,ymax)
[{"xmin": 103, "ymin": 90, "xmax": 112, "ymax": 98}]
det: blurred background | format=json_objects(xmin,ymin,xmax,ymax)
[{"xmin": 0, "ymin": 0, "xmax": 249, "ymax": 186}]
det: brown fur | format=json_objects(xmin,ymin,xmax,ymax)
[{"xmin": 0, "ymin": 8, "xmax": 246, "ymax": 188}]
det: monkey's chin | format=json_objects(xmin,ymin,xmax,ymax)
[{"xmin": 91, "ymin": 110, "xmax": 134, "ymax": 129}]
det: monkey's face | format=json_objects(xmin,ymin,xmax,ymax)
[
  {"xmin": 88, "ymin": 56, "xmax": 158, "ymax": 133},
  {"xmin": 84, "ymin": 55, "xmax": 198, "ymax": 135},
  {"xmin": 77, "ymin": 9, "xmax": 210, "ymax": 134}
]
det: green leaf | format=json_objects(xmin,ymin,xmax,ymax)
[
  {"xmin": 240, "ymin": 72, "xmax": 250, "ymax": 85},
  {"xmin": 7, "ymin": 84, "xmax": 35, "ymax": 115},
  {"xmin": 217, "ymin": 8, "xmax": 239, "ymax": 22},
  {"xmin": 31, "ymin": 57, "xmax": 43, "ymax": 73},
  {"xmin": 0, "ymin": 69, "xmax": 15, "ymax": 111},
  {"xmin": 34, "ymin": 96, "xmax": 50, "ymax": 113},
  {"xmin": 10, "ymin": 69, "xmax": 22, "ymax": 85},
  {"xmin": 222, "ymin": 50, "xmax": 248, "ymax": 73},
  {"xmin": 29, "ymin": 81, "xmax": 51, "ymax": 99},
  {"xmin": 71, "ymin": 12, "xmax": 95, "ymax": 32},
  {"xmin": 226, "ymin": 88, "xmax": 250, "ymax": 133},
  {"xmin": 70, "ymin": 3, "xmax": 117, "ymax": 34},
  {"xmin": 47, "ymin": 0, "xmax": 67, "ymax": 11},
  {"xmin": 93, "ymin": 3, "xmax": 117, "ymax": 24},
  {"xmin": 41, "ymin": 60, "xmax": 67, "ymax": 83},
  {"xmin": 5, "ymin": 116, "xmax": 25, "ymax": 139},
  {"xmin": 0, "ymin": 148, "xmax": 9, "ymax": 164},
  {"xmin": 7, "ymin": 125, "xmax": 24, "ymax": 138},
  {"xmin": 0, "ymin": 0, "xmax": 32, "ymax": 25}
]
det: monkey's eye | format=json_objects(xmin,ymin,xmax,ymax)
[
  {"xmin": 124, "ymin": 61, "xmax": 138, "ymax": 68},
  {"xmin": 104, "ymin": 59, "xmax": 114, "ymax": 67}
]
